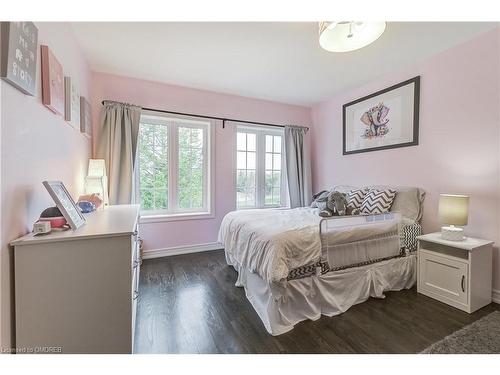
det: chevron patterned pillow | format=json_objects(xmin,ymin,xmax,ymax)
[
  {"xmin": 360, "ymin": 188, "xmax": 397, "ymax": 214},
  {"xmin": 346, "ymin": 188, "xmax": 369, "ymax": 212}
]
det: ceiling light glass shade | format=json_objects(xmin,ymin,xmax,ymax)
[{"xmin": 319, "ymin": 21, "xmax": 386, "ymax": 52}]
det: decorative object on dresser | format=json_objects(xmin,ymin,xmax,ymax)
[
  {"xmin": 36, "ymin": 206, "xmax": 68, "ymax": 230},
  {"xmin": 84, "ymin": 159, "xmax": 109, "ymax": 207},
  {"xmin": 41, "ymin": 45, "xmax": 64, "ymax": 115},
  {"xmin": 417, "ymin": 232, "xmax": 493, "ymax": 313},
  {"xmin": 0, "ymin": 22, "xmax": 38, "ymax": 96},
  {"xmin": 42, "ymin": 180, "xmax": 86, "ymax": 230},
  {"xmin": 80, "ymin": 96, "xmax": 92, "ymax": 138},
  {"xmin": 438, "ymin": 194, "xmax": 469, "ymax": 241},
  {"xmin": 343, "ymin": 76, "xmax": 420, "ymax": 155},
  {"xmin": 64, "ymin": 76, "xmax": 81, "ymax": 129},
  {"xmin": 11, "ymin": 205, "xmax": 141, "ymax": 354}
]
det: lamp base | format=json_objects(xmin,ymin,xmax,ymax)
[{"xmin": 441, "ymin": 226, "xmax": 465, "ymax": 241}]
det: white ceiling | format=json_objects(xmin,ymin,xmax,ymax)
[{"xmin": 71, "ymin": 22, "xmax": 497, "ymax": 107}]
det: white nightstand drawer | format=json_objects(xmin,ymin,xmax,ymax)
[{"xmin": 418, "ymin": 249, "xmax": 468, "ymax": 305}]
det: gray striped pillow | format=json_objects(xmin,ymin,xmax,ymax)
[
  {"xmin": 346, "ymin": 188, "xmax": 369, "ymax": 211},
  {"xmin": 360, "ymin": 189, "xmax": 397, "ymax": 214}
]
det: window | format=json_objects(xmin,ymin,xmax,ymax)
[
  {"xmin": 136, "ymin": 112, "xmax": 213, "ymax": 220},
  {"xmin": 236, "ymin": 126, "xmax": 286, "ymax": 209}
]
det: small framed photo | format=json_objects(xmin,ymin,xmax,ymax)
[
  {"xmin": 42, "ymin": 181, "xmax": 86, "ymax": 230},
  {"xmin": 343, "ymin": 76, "xmax": 420, "ymax": 155}
]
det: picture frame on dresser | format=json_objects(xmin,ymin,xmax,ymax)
[
  {"xmin": 42, "ymin": 180, "xmax": 86, "ymax": 230},
  {"xmin": 343, "ymin": 76, "xmax": 420, "ymax": 155}
]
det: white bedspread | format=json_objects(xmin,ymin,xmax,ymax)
[{"xmin": 218, "ymin": 207, "xmax": 399, "ymax": 284}]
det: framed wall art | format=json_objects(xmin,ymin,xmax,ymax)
[
  {"xmin": 42, "ymin": 180, "xmax": 86, "ymax": 230},
  {"xmin": 0, "ymin": 22, "xmax": 38, "ymax": 96},
  {"xmin": 80, "ymin": 96, "xmax": 92, "ymax": 138},
  {"xmin": 64, "ymin": 76, "xmax": 81, "ymax": 129},
  {"xmin": 41, "ymin": 45, "xmax": 64, "ymax": 115},
  {"xmin": 343, "ymin": 76, "xmax": 420, "ymax": 155}
]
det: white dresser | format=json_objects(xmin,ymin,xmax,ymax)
[
  {"xmin": 12, "ymin": 205, "xmax": 141, "ymax": 354},
  {"xmin": 417, "ymin": 232, "xmax": 493, "ymax": 313}
]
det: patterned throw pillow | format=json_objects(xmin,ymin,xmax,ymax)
[
  {"xmin": 360, "ymin": 188, "xmax": 397, "ymax": 214},
  {"xmin": 346, "ymin": 188, "xmax": 369, "ymax": 212}
]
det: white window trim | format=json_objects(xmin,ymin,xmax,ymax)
[
  {"xmin": 235, "ymin": 124, "xmax": 287, "ymax": 210},
  {"xmin": 137, "ymin": 110, "xmax": 215, "ymax": 223}
]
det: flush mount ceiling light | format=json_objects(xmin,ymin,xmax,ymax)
[{"xmin": 319, "ymin": 21, "xmax": 386, "ymax": 52}]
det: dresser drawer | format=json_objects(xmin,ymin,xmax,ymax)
[{"xmin": 418, "ymin": 249, "xmax": 468, "ymax": 306}]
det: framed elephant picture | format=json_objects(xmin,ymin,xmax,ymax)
[{"xmin": 343, "ymin": 76, "xmax": 420, "ymax": 155}]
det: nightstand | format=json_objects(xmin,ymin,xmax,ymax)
[{"xmin": 417, "ymin": 232, "xmax": 493, "ymax": 313}]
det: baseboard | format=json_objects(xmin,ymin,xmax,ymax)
[
  {"xmin": 492, "ymin": 289, "xmax": 500, "ymax": 304},
  {"xmin": 142, "ymin": 242, "xmax": 222, "ymax": 259}
]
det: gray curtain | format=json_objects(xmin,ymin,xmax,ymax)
[
  {"xmin": 96, "ymin": 101, "xmax": 142, "ymax": 205},
  {"xmin": 284, "ymin": 125, "xmax": 312, "ymax": 208}
]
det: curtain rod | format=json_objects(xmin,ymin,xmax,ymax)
[{"xmin": 101, "ymin": 100, "xmax": 309, "ymax": 130}]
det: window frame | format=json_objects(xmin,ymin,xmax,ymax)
[
  {"xmin": 235, "ymin": 125, "xmax": 287, "ymax": 210},
  {"xmin": 137, "ymin": 111, "xmax": 215, "ymax": 223}
]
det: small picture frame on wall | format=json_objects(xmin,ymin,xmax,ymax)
[
  {"xmin": 42, "ymin": 181, "xmax": 86, "ymax": 230},
  {"xmin": 0, "ymin": 22, "xmax": 38, "ymax": 96},
  {"xmin": 80, "ymin": 97, "xmax": 92, "ymax": 138},
  {"xmin": 41, "ymin": 45, "xmax": 64, "ymax": 115},
  {"xmin": 343, "ymin": 76, "xmax": 420, "ymax": 155},
  {"xmin": 64, "ymin": 76, "xmax": 81, "ymax": 129}
]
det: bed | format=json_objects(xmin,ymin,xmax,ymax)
[{"xmin": 218, "ymin": 185, "xmax": 425, "ymax": 335}]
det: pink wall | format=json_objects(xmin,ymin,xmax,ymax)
[
  {"xmin": 91, "ymin": 73, "xmax": 311, "ymax": 251},
  {"xmin": 310, "ymin": 28, "xmax": 500, "ymax": 290},
  {"xmin": 0, "ymin": 22, "xmax": 92, "ymax": 350}
]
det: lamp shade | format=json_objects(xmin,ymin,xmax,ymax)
[
  {"xmin": 438, "ymin": 194, "xmax": 469, "ymax": 226},
  {"xmin": 319, "ymin": 22, "xmax": 386, "ymax": 52},
  {"xmin": 88, "ymin": 159, "xmax": 106, "ymax": 177}
]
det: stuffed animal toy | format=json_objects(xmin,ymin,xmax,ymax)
[
  {"xmin": 318, "ymin": 191, "xmax": 348, "ymax": 217},
  {"xmin": 310, "ymin": 190, "xmax": 329, "ymax": 208}
]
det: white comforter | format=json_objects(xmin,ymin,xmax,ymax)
[{"xmin": 218, "ymin": 207, "xmax": 399, "ymax": 284}]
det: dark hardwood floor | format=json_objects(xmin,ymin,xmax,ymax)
[{"xmin": 134, "ymin": 250, "xmax": 499, "ymax": 354}]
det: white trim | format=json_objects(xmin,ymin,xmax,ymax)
[
  {"xmin": 140, "ymin": 211, "xmax": 215, "ymax": 224},
  {"xmin": 492, "ymin": 289, "xmax": 500, "ymax": 304},
  {"xmin": 142, "ymin": 242, "xmax": 222, "ymax": 259}
]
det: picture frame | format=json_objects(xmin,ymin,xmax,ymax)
[
  {"xmin": 80, "ymin": 96, "xmax": 92, "ymax": 138},
  {"xmin": 41, "ymin": 45, "xmax": 64, "ymax": 115},
  {"xmin": 0, "ymin": 22, "xmax": 38, "ymax": 96},
  {"xmin": 42, "ymin": 180, "xmax": 86, "ymax": 230},
  {"xmin": 64, "ymin": 76, "xmax": 81, "ymax": 129},
  {"xmin": 343, "ymin": 76, "xmax": 420, "ymax": 155}
]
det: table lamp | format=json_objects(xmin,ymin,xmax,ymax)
[
  {"xmin": 85, "ymin": 159, "xmax": 109, "ymax": 207},
  {"xmin": 438, "ymin": 194, "xmax": 469, "ymax": 241}
]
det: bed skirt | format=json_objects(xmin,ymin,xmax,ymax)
[{"xmin": 234, "ymin": 253, "xmax": 416, "ymax": 336}]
